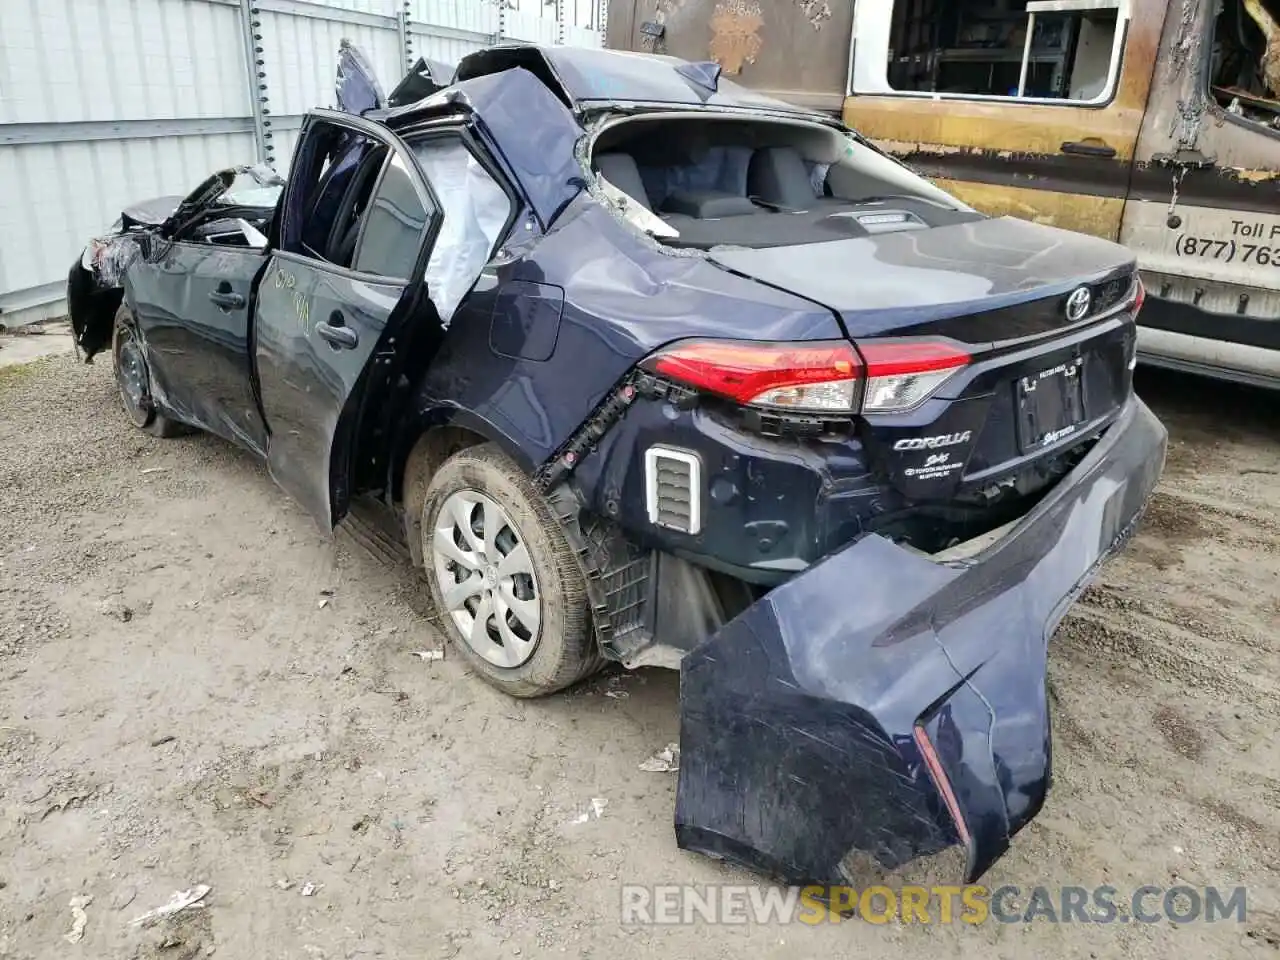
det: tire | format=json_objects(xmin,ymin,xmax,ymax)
[
  {"xmin": 420, "ymin": 443, "xmax": 602, "ymax": 697},
  {"xmin": 111, "ymin": 305, "xmax": 189, "ymax": 438}
]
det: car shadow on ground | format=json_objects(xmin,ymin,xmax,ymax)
[{"xmin": 1135, "ymin": 366, "xmax": 1280, "ymax": 446}]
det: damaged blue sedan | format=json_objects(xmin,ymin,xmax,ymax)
[{"xmin": 66, "ymin": 42, "xmax": 1166, "ymax": 888}]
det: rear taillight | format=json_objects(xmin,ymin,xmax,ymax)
[
  {"xmin": 641, "ymin": 339, "xmax": 862, "ymax": 412},
  {"xmin": 859, "ymin": 339, "xmax": 971, "ymax": 414},
  {"xmin": 1132, "ymin": 276, "xmax": 1146, "ymax": 316},
  {"xmin": 641, "ymin": 337, "xmax": 970, "ymax": 415}
]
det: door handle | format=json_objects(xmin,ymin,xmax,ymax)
[
  {"xmin": 209, "ymin": 290, "xmax": 246, "ymax": 310},
  {"xmin": 1061, "ymin": 140, "xmax": 1117, "ymax": 159},
  {"xmin": 317, "ymin": 312, "xmax": 358, "ymax": 350}
]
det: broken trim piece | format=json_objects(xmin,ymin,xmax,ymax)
[
  {"xmin": 597, "ymin": 179, "xmax": 681, "ymax": 237},
  {"xmin": 535, "ymin": 374, "xmax": 641, "ymax": 491},
  {"xmin": 544, "ymin": 484, "xmax": 654, "ymax": 659}
]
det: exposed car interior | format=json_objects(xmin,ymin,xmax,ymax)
[
  {"xmin": 172, "ymin": 170, "xmax": 283, "ymax": 248},
  {"xmin": 188, "ymin": 213, "xmax": 273, "ymax": 247},
  {"xmin": 324, "ymin": 144, "xmax": 389, "ymax": 267},
  {"xmin": 294, "ymin": 127, "xmax": 390, "ymax": 268},
  {"xmin": 590, "ymin": 115, "xmax": 981, "ymax": 249}
]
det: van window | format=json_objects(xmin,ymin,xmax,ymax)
[
  {"xmin": 1209, "ymin": 0, "xmax": 1280, "ymax": 130},
  {"xmin": 853, "ymin": 0, "xmax": 1128, "ymax": 104}
]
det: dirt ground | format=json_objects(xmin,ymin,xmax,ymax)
[{"xmin": 1, "ymin": 341, "xmax": 1277, "ymax": 960}]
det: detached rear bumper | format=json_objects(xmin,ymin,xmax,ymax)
[{"xmin": 675, "ymin": 396, "xmax": 1166, "ymax": 884}]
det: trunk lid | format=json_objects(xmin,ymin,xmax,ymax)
[
  {"xmin": 708, "ymin": 217, "xmax": 1136, "ymax": 338},
  {"xmin": 710, "ymin": 217, "xmax": 1140, "ymax": 510}
]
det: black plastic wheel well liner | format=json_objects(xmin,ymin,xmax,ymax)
[
  {"xmin": 398, "ymin": 423, "xmax": 489, "ymax": 567},
  {"xmin": 67, "ymin": 261, "xmax": 124, "ymax": 362}
]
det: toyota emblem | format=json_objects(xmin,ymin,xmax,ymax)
[{"xmin": 1065, "ymin": 286, "xmax": 1092, "ymax": 322}]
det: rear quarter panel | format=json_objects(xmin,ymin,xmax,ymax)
[{"xmin": 410, "ymin": 195, "xmax": 842, "ymax": 470}]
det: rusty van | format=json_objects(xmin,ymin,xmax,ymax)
[{"xmin": 607, "ymin": 0, "xmax": 1280, "ymax": 388}]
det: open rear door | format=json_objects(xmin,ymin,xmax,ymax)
[
  {"xmin": 253, "ymin": 112, "xmax": 441, "ymax": 529},
  {"xmin": 254, "ymin": 102, "xmax": 519, "ymax": 530}
]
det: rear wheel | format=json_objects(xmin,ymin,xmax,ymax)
[
  {"xmin": 111, "ymin": 306, "xmax": 188, "ymax": 438},
  {"xmin": 420, "ymin": 443, "xmax": 601, "ymax": 697}
]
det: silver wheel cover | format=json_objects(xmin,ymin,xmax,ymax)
[{"xmin": 430, "ymin": 490, "xmax": 542, "ymax": 668}]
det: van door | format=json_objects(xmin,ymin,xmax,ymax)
[
  {"xmin": 843, "ymin": 0, "xmax": 1165, "ymax": 241},
  {"xmin": 1118, "ymin": 0, "xmax": 1280, "ymax": 386}
]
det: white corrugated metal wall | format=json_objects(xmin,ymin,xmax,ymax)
[{"xmin": 0, "ymin": 0, "xmax": 604, "ymax": 327}]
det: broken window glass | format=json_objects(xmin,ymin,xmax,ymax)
[
  {"xmin": 1210, "ymin": 0, "xmax": 1280, "ymax": 130},
  {"xmin": 218, "ymin": 166, "xmax": 285, "ymax": 209}
]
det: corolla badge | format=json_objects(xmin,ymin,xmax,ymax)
[
  {"xmin": 893, "ymin": 431, "xmax": 973, "ymax": 451},
  {"xmin": 1065, "ymin": 286, "xmax": 1092, "ymax": 322}
]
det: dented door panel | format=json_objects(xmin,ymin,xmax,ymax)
[
  {"xmin": 255, "ymin": 253, "xmax": 406, "ymax": 528},
  {"xmin": 676, "ymin": 396, "xmax": 1166, "ymax": 885},
  {"xmin": 127, "ymin": 247, "xmax": 207, "ymax": 426},
  {"xmin": 161, "ymin": 244, "xmax": 269, "ymax": 452}
]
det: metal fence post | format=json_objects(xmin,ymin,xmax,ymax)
[
  {"xmin": 238, "ymin": 0, "xmax": 273, "ymax": 167},
  {"xmin": 495, "ymin": 0, "xmax": 506, "ymax": 42},
  {"xmin": 597, "ymin": 0, "xmax": 608, "ymax": 46},
  {"xmin": 555, "ymin": 0, "xmax": 566, "ymax": 44},
  {"xmin": 397, "ymin": 0, "xmax": 412, "ymax": 67}
]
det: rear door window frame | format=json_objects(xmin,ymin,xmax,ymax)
[
  {"xmin": 350, "ymin": 149, "xmax": 436, "ymax": 282},
  {"xmin": 276, "ymin": 110, "xmax": 443, "ymax": 288}
]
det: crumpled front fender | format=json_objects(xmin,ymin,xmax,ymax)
[{"xmin": 675, "ymin": 397, "xmax": 1166, "ymax": 885}]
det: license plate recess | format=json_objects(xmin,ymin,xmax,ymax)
[{"xmin": 1017, "ymin": 357, "xmax": 1085, "ymax": 452}]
